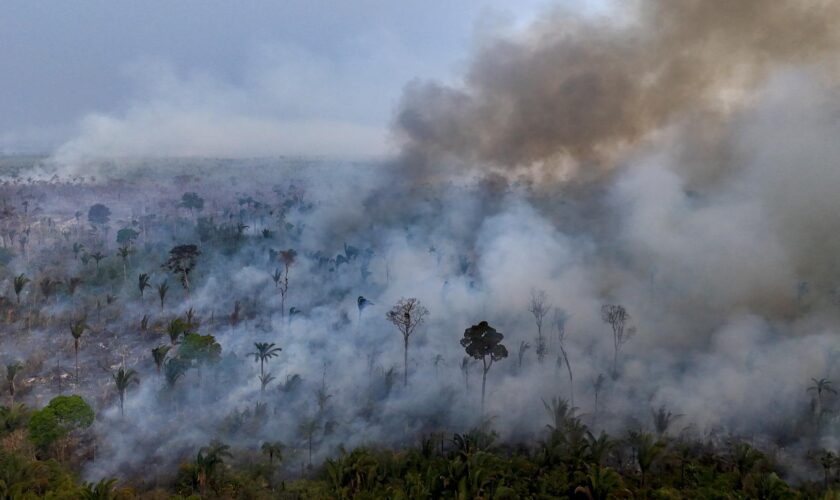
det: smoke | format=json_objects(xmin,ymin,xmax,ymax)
[
  {"xmin": 396, "ymin": 0, "xmax": 840, "ymax": 181},
  {"xmin": 50, "ymin": 52, "xmax": 391, "ymax": 172},
  {"xmin": 6, "ymin": 0, "xmax": 840, "ymax": 488}
]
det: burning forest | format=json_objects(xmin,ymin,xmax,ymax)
[{"xmin": 4, "ymin": 0, "xmax": 840, "ymax": 497}]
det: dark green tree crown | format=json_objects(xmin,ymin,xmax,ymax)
[{"xmin": 461, "ymin": 321, "xmax": 509, "ymax": 361}]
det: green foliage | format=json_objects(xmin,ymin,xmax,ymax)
[
  {"xmin": 0, "ymin": 449, "xmax": 80, "ymax": 498},
  {"xmin": 180, "ymin": 192, "xmax": 205, "ymax": 211},
  {"xmin": 115, "ymin": 227, "xmax": 139, "ymax": 245},
  {"xmin": 27, "ymin": 395, "xmax": 94, "ymax": 448},
  {"xmin": 0, "ymin": 403, "xmax": 30, "ymax": 435},
  {"xmin": 461, "ymin": 321, "xmax": 508, "ymax": 363},
  {"xmin": 87, "ymin": 203, "xmax": 111, "ymax": 226},
  {"xmin": 178, "ymin": 333, "xmax": 222, "ymax": 365}
]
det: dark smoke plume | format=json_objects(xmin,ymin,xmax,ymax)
[{"xmin": 396, "ymin": 0, "xmax": 840, "ymax": 181}]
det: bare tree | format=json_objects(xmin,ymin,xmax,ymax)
[
  {"xmin": 276, "ymin": 249, "xmax": 297, "ymax": 318},
  {"xmin": 386, "ymin": 297, "xmax": 429, "ymax": 386},
  {"xmin": 593, "ymin": 373, "xmax": 606, "ymax": 427},
  {"xmin": 553, "ymin": 308, "xmax": 574, "ymax": 406},
  {"xmin": 518, "ymin": 341, "xmax": 531, "ymax": 370},
  {"xmin": 529, "ymin": 289, "xmax": 549, "ymax": 362},
  {"xmin": 460, "ymin": 356, "xmax": 472, "ymax": 393},
  {"xmin": 601, "ymin": 304, "xmax": 634, "ymax": 379}
]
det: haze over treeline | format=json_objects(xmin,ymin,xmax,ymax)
[{"xmin": 4, "ymin": 0, "xmax": 840, "ymax": 496}]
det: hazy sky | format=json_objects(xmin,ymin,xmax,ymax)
[{"xmin": 0, "ymin": 0, "xmax": 561, "ymax": 157}]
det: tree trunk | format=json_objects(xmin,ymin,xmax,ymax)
[
  {"xmin": 560, "ymin": 345, "xmax": 574, "ymax": 407},
  {"xmin": 481, "ymin": 358, "xmax": 489, "ymax": 414},
  {"xmin": 403, "ymin": 337, "xmax": 409, "ymax": 386}
]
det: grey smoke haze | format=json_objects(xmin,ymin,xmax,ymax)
[
  {"xmin": 0, "ymin": 0, "xmax": 551, "ymax": 157},
  {"xmin": 5, "ymin": 0, "xmax": 840, "ymax": 487}
]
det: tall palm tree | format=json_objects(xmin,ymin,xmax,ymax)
[
  {"xmin": 112, "ymin": 367, "xmax": 139, "ymax": 416},
  {"xmin": 152, "ymin": 345, "xmax": 171, "ymax": 374},
  {"xmin": 809, "ymin": 377, "xmax": 837, "ymax": 410},
  {"xmin": 157, "ymin": 281, "xmax": 169, "ymax": 310},
  {"xmin": 117, "ymin": 245, "xmax": 131, "ymax": 281},
  {"xmin": 90, "ymin": 251, "xmax": 106, "ymax": 272},
  {"xmin": 138, "ymin": 273, "xmax": 150, "ymax": 299},
  {"xmin": 298, "ymin": 416, "xmax": 321, "ymax": 467},
  {"xmin": 195, "ymin": 440, "xmax": 232, "ymax": 495},
  {"xmin": 634, "ymin": 432, "xmax": 664, "ymax": 487},
  {"xmin": 249, "ymin": 342, "xmax": 282, "ymax": 388},
  {"xmin": 164, "ymin": 358, "xmax": 186, "ymax": 389},
  {"xmin": 5, "ymin": 363, "xmax": 22, "ymax": 403},
  {"xmin": 585, "ymin": 431, "xmax": 614, "ymax": 466},
  {"xmin": 69, "ymin": 317, "xmax": 88, "ymax": 383},
  {"xmin": 261, "ymin": 441, "xmax": 284, "ymax": 467},
  {"xmin": 12, "ymin": 273, "xmax": 28, "ymax": 305},
  {"xmin": 542, "ymin": 396, "xmax": 577, "ymax": 432}
]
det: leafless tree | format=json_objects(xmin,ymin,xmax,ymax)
[
  {"xmin": 276, "ymin": 249, "xmax": 297, "ymax": 318},
  {"xmin": 601, "ymin": 304, "xmax": 634, "ymax": 379},
  {"xmin": 553, "ymin": 308, "xmax": 574, "ymax": 406},
  {"xmin": 529, "ymin": 289, "xmax": 549, "ymax": 362},
  {"xmin": 386, "ymin": 297, "xmax": 429, "ymax": 386},
  {"xmin": 518, "ymin": 341, "xmax": 531, "ymax": 370}
]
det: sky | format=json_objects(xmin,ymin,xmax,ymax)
[{"xmin": 0, "ymin": 0, "xmax": 561, "ymax": 157}]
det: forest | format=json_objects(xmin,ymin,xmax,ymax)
[
  {"xmin": 0, "ymin": 154, "xmax": 839, "ymax": 499},
  {"xmin": 6, "ymin": 0, "xmax": 840, "ymax": 498}
]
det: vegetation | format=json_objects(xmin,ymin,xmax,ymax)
[{"xmin": 0, "ymin": 166, "xmax": 833, "ymax": 498}]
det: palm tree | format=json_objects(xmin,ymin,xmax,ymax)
[
  {"xmin": 5, "ymin": 363, "xmax": 22, "ymax": 403},
  {"xmin": 0, "ymin": 402, "xmax": 29, "ymax": 434},
  {"xmin": 634, "ymin": 432, "xmax": 664, "ymax": 487},
  {"xmin": 585, "ymin": 431, "xmax": 614, "ymax": 466},
  {"xmin": 138, "ymin": 273, "xmax": 150, "ymax": 299},
  {"xmin": 729, "ymin": 441, "xmax": 764, "ymax": 490},
  {"xmin": 809, "ymin": 377, "xmax": 837, "ymax": 412},
  {"xmin": 249, "ymin": 342, "xmax": 282, "ymax": 382},
  {"xmin": 69, "ymin": 317, "xmax": 88, "ymax": 383},
  {"xmin": 117, "ymin": 245, "xmax": 131, "ymax": 281},
  {"xmin": 167, "ymin": 318, "xmax": 190, "ymax": 345},
  {"xmin": 152, "ymin": 345, "xmax": 171, "ymax": 374},
  {"xmin": 112, "ymin": 367, "xmax": 139, "ymax": 416},
  {"xmin": 261, "ymin": 441, "xmax": 284, "ymax": 467},
  {"xmin": 12, "ymin": 273, "xmax": 28, "ymax": 305},
  {"xmin": 195, "ymin": 440, "xmax": 232, "ymax": 496},
  {"xmin": 157, "ymin": 281, "xmax": 169, "ymax": 309},
  {"xmin": 543, "ymin": 396, "xmax": 576, "ymax": 432},
  {"xmin": 652, "ymin": 405, "xmax": 682, "ymax": 437},
  {"xmin": 259, "ymin": 372, "xmax": 276, "ymax": 392},
  {"xmin": 164, "ymin": 358, "xmax": 186, "ymax": 389},
  {"xmin": 90, "ymin": 251, "xmax": 106, "ymax": 272},
  {"xmin": 298, "ymin": 416, "xmax": 321, "ymax": 467},
  {"xmin": 583, "ymin": 465, "xmax": 622, "ymax": 500},
  {"xmin": 39, "ymin": 277, "xmax": 62, "ymax": 303},
  {"xmin": 817, "ymin": 449, "xmax": 836, "ymax": 489},
  {"xmin": 80, "ymin": 478, "xmax": 119, "ymax": 500}
]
